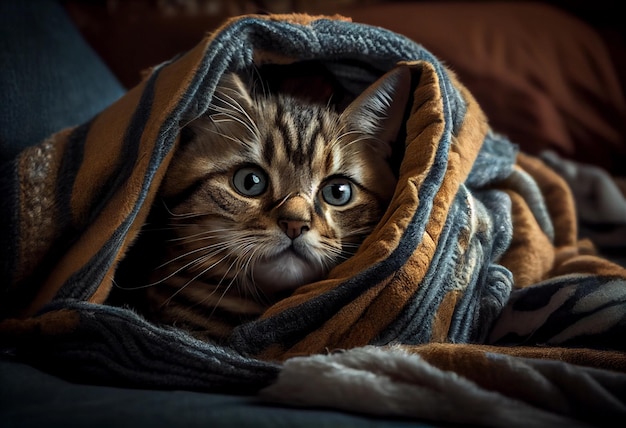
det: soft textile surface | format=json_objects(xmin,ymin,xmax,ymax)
[
  {"xmin": 262, "ymin": 345, "xmax": 626, "ymax": 428},
  {"xmin": 1, "ymin": 14, "xmax": 625, "ymax": 426},
  {"xmin": 540, "ymin": 150, "xmax": 626, "ymax": 267},
  {"xmin": 341, "ymin": 2, "xmax": 626, "ymax": 175}
]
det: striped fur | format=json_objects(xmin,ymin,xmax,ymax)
[{"xmin": 144, "ymin": 69, "xmax": 410, "ymax": 340}]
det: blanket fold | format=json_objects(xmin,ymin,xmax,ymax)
[
  {"xmin": 261, "ymin": 345, "xmax": 626, "ymax": 428},
  {"xmin": 1, "ymin": 13, "xmax": 625, "ymax": 427}
]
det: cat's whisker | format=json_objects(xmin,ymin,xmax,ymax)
[
  {"xmin": 112, "ymin": 279, "xmax": 154, "ymax": 291},
  {"xmin": 328, "ymin": 245, "xmax": 353, "ymax": 257},
  {"xmin": 151, "ymin": 251, "xmax": 222, "ymax": 289},
  {"xmin": 210, "ymin": 113, "xmax": 256, "ymax": 140},
  {"xmin": 213, "ymin": 257, "xmax": 239, "ymax": 290},
  {"xmin": 167, "ymin": 229, "xmax": 236, "ymax": 243},
  {"xmin": 205, "ymin": 124, "xmax": 254, "ymax": 148},
  {"xmin": 165, "ymin": 224, "xmax": 231, "ymax": 231},
  {"xmin": 340, "ymin": 241, "xmax": 362, "ymax": 248},
  {"xmin": 160, "ymin": 200, "xmax": 210, "ymax": 219},
  {"xmin": 273, "ymin": 192, "xmax": 295, "ymax": 210},
  {"xmin": 169, "ymin": 238, "xmax": 261, "ymax": 313},
  {"xmin": 154, "ymin": 233, "xmax": 260, "ymax": 280},
  {"xmin": 336, "ymin": 134, "xmax": 378, "ymax": 153},
  {"xmin": 329, "ymin": 126, "xmax": 388, "ymax": 155},
  {"xmin": 335, "ymin": 128, "xmax": 362, "ymax": 140},
  {"xmin": 205, "ymin": 285, "xmax": 234, "ymax": 320},
  {"xmin": 316, "ymin": 237, "xmax": 363, "ymax": 266},
  {"xmin": 197, "ymin": 235, "xmax": 269, "ymax": 308},
  {"xmin": 333, "ymin": 128, "xmax": 362, "ymax": 143},
  {"xmin": 165, "ymin": 209, "xmax": 214, "ymax": 220},
  {"xmin": 115, "ymin": 248, "xmax": 223, "ymax": 291},
  {"xmin": 324, "ymin": 246, "xmax": 354, "ymax": 263},
  {"xmin": 246, "ymin": 66, "xmax": 266, "ymax": 95},
  {"xmin": 202, "ymin": 242, "xmax": 261, "ymax": 318},
  {"xmin": 238, "ymin": 245, "xmax": 273, "ymax": 306},
  {"xmin": 212, "ymin": 92, "xmax": 260, "ymax": 139},
  {"xmin": 155, "ymin": 243, "xmax": 224, "ymax": 270},
  {"xmin": 223, "ymin": 103, "xmax": 261, "ymax": 138},
  {"xmin": 168, "ymin": 213, "xmax": 210, "ymax": 220},
  {"xmin": 219, "ymin": 93, "xmax": 261, "ymax": 138},
  {"xmin": 161, "ymin": 252, "xmax": 233, "ymax": 306}
]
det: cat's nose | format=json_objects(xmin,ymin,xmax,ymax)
[{"xmin": 278, "ymin": 219, "xmax": 310, "ymax": 239}]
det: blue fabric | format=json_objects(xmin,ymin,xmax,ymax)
[{"xmin": 0, "ymin": 0, "xmax": 125, "ymax": 163}]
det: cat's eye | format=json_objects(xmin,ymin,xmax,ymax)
[
  {"xmin": 321, "ymin": 179, "xmax": 353, "ymax": 206},
  {"xmin": 232, "ymin": 166, "xmax": 268, "ymax": 196}
]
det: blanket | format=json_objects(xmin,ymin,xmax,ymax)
[{"xmin": 1, "ymin": 13, "xmax": 626, "ymax": 427}]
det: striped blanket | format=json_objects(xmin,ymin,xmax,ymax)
[{"xmin": 1, "ymin": 14, "xmax": 625, "ymax": 427}]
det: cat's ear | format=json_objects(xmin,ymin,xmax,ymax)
[
  {"xmin": 210, "ymin": 72, "xmax": 255, "ymax": 114},
  {"xmin": 341, "ymin": 66, "xmax": 411, "ymax": 157}
]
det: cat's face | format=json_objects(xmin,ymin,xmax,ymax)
[{"xmin": 159, "ymin": 69, "xmax": 409, "ymax": 300}]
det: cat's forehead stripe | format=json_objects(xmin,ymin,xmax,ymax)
[{"xmin": 261, "ymin": 132, "xmax": 275, "ymax": 164}]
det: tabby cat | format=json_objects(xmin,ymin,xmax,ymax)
[{"xmin": 144, "ymin": 66, "xmax": 410, "ymax": 341}]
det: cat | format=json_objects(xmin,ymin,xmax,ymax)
[{"xmin": 142, "ymin": 66, "xmax": 410, "ymax": 341}]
